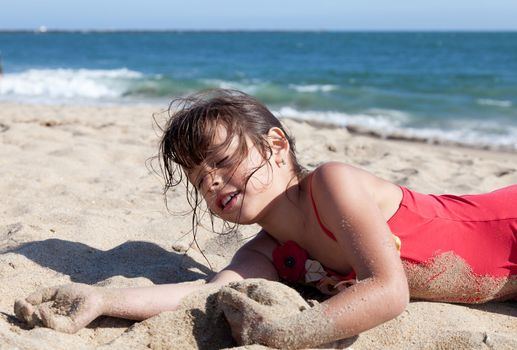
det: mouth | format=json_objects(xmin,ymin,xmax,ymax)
[{"xmin": 218, "ymin": 191, "xmax": 241, "ymax": 211}]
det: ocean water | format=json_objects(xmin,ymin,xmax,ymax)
[{"xmin": 1, "ymin": 31, "xmax": 516, "ymax": 150}]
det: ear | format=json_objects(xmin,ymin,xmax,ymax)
[{"xmin": 267, "ymin": 127, "xmax": 290, "ymax": 167}]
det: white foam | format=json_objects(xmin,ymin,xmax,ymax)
[
  {"xmin": 0, "ymin": 68, "xmax": 142, "ymax": 101},
  {"xmin": 275, "ymin": 107, "xmax": 409, "ymax": 130},
  {"xmin": 273, "ymin": 107, "xmax": 517, "ymax": 151},
  {"xmin": 476, "ymin": 98, "xmax": 512, "ymax": 108},
  {"xmin": 288, "ymin": 84, "xmax": 338, "ymax": 93}
]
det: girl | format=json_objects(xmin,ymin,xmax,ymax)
[{"xmin": 14, "ymin": 89, "xmax": 517, "ymax": 348}]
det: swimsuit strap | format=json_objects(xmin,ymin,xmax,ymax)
[{"xmin": 309, "ymin": 172, "xmax": 337, "ymax": 241}]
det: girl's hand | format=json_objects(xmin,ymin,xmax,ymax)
[
  {"xmin": 219, "ymin": 285, "xmax": 273, "ymax": 346},
  {"xmin": 218, "ymin": 280, "xmax": 312, "ymax": 348},
  {"xmin": 14, "ymin": 283, "xmax": 105, "ymax": 333}
]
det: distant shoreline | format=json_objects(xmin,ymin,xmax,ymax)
[
  {"xmin": 283, "ymin": 117, "xmax": 517, "ymax": 154},
  {"xmin": 1, "ymin": 29, "xmax": 517, "ymax": 34},
  {"xmin": 1, "ymin": 100, "xmax": 515, "ymax": 154}
]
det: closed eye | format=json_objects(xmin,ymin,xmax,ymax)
[
  {"xmin": 195, "ymin": 156, "xmax": 230, "ymax": 189},
  {"xmin": 216, "ymin": 156, "xmax": 230, "ymax": 167}
]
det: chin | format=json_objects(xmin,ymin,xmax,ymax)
[
  {"xmin": 221, "ymin": 209, "xmax": 260, "ymax": 225},
  {"xmin": 223, "ymin": 214, "xmax": 255, "ymax": 225},
  {"xmin": 234, "ymin": 217, "xmax": 257, "ymax": 225}
]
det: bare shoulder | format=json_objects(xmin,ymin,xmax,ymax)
[
  {"xmin": 312, "ymin": 162, "xmax": 373, "ymax": 191},
  {"xmin": 311, "ymin": 162, "xmax": 401, "ymax": 220}
]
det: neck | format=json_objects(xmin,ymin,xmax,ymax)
[{"xmin": 256, "ymin": 174, "xmax": 308, "ymax": 242}]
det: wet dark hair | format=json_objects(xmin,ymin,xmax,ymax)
[{"xmin": 158, "ymin": 89, "xmax": 304, "ymax": 235}]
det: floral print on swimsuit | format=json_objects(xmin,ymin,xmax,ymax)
[
  {"xmin": 272, "ymin": 236, "xmax": 402, "ymax": 296},
  {"xmin": 272, "ymin": 240, "xmax": 357, "ymax": 295}
]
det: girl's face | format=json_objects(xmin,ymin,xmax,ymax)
[{"xmin": 187, "ymin": 125, "xmax": 284, "ymax": 225}]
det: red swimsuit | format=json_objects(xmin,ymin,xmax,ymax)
[
  {"xmin": 388, "ymin": 185, "xmax": 517, "ymax": 278},
  {"xmin": 272, "ymin": 174, "xmax": 517, "ymax": 301}
]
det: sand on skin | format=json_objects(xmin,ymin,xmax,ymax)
[{"xmin": 0, "ymin": 102, "xmax": 516, "ymax": 349}]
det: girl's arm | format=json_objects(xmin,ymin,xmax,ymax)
[
  {"xmin": 100, "ymin": 230, "xmax": 278, "ymax": 321},
  {"xmin": 101, "ymin": 230, "xmax": 279, "ymax": 321},
  {"xmin": 14, "ymin": 231, "xmax": 279, "ymax": 333},
  {"xmin": 254, "ymin": 163, "xmax": 409, "ymax": 348}
]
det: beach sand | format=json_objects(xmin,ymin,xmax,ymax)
[{"xmin": 1, "ymin": 102, "xmax": 516, "ymax": 349}]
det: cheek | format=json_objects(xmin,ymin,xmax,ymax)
[
  {"xmin": 200, "ymin": 191, "xmax": 217, "ymax": 210},
  {"xmin": 244, "ymin": 166, "xmax": 274, "ymax": 193}
]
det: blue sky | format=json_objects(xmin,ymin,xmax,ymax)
[{"xmin": 1, "ymin": 0, "xmax": 516, "ymax": 31}]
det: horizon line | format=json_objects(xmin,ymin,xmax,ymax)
[{"xmin": 1, "ymin": 28, "xmax": 517, "ymax": 33}]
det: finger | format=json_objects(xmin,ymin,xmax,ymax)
[
  {"xmin": 218, "ymin": 289, "xmax": 246, "ymax": 344},
  {"xmin": 220, "ymin": 287, "xmax": 272, "ymax": 346},
  {"xmin": 38, "ymin": 304, "xmax": 79, "ymax": 334},
  {"xmin": 25, "ymin": 287, "xmax": 59, "ymax": 305},
  {"xmin": 219, "ymin": 287, "xmax": 267, "ymax": 315},
  {"xmin": 228, "ymin": 281, "xmax": 276, "ymax": 305},
  {"xmin": 14, "ymin": 299, "xmax": 44, "ymax": 327},
  {"xmin": 14, "ymin": 299, "xmax": 35, "ymax": 323},
  {"xmin": 219, "ymin": 288, "xmax": 247, "ymax": 325}
]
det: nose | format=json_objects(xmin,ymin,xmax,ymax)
[{"xmin": 206, "ymin": 171, "xmax": 223, "ymax": 192}]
